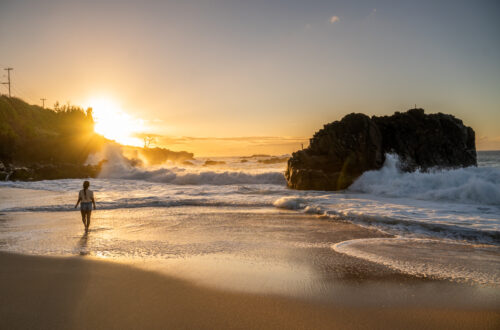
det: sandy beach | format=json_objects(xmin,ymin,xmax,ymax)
[
  {"xmin": 2, "ymin": 185, "xmax": 500, "ymax": 329},
  {"xmin": 1, "ymin": 251, "xmax": 498, "ymax": 330},
  {"xmin": 1, "ymin": 184, "xmax": 500, "ymax": 329}
]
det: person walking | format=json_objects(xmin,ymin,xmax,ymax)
[{"xmin": 75, "ymin": 180, "xmax": 96, "ymax": 231}]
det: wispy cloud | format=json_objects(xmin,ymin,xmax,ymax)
[{"xmin": 330, "ymin": 15, "xmax": 339, "ymax": 24}]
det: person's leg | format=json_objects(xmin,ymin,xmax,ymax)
[
  {"xmin": 85, "ymin": 211, "xmax": 91, "ymax": 230},
  {"xmin": 80, "ymin": 210, "xmax": 86, "ymax": 228}
]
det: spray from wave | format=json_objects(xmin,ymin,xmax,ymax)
[
  {"xmin": 349, "ymin": 154, "xmax": 500, "ymax": 206},
  {"xmin": 272, "ymin": 155, "xmax": 500, "ymax": 244},
  {"xmin": 88, "ymin": 144, "xmax": 286, "ymax": 185}
]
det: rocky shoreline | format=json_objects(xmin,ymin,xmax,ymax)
[{"xmin": 0, "ymin": 161, "xmax": 102, "ymax": 181}]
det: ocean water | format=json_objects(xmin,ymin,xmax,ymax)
[{"xmin": 0, "ymin": 148, "xmax": 499, "ymax": 288}]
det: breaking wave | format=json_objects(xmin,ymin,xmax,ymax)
[
  {"xmin": 3, "ymin": 197, "xmax": 271, "ymax": 213},
  {"xmin": 94, "ymin": 144, "xmax": 286, "ymax": 185},
  {"xmin": 272, "ymin": 154, "xmax": 500, "ymax": 245},
  {"xmin": 349, "ymin": 154, "xmax": 500, "ymax": 206},
  {"xmin": 101, "ymin": 166, "xmax": 286, "ymax": 185},
  {"xmin": 2, "ymin": 150, "xmax": 499, "ymax": 245}
]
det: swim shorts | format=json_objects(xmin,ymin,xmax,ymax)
[{"xmin": 81, "ymin": 202, "xmax": 92, "ymax": 212}]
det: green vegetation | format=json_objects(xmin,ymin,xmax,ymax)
[
  {"xmin": 0, "ymin": 96, "xmax": 105, "ymax": 165},
  {"xmin": 0, "ymin": 96, "xmax": 196, "ymax": 181}
]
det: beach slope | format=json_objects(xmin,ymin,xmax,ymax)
[{"xmin": 1, "ymin": 252, "xmax": 498, "ymax": 330}]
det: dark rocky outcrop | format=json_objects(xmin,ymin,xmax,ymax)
[
  {"xmin": 1, "ymin": 162, "xmax": 102, "ymax": 181},
  {"xmin": 203, "ymin": 160, "xmax": 226, "ymax": 166},
  {"xmin": 285, "ymin": 109, "xmax": 476, "ymax": 190},
  {"xmin": 258, "ymin": 156, "xmax": 289, "ymax": 164},
  {"xmin": 373, "ymin": 109, "xmax": 476, "ymax": 171}
]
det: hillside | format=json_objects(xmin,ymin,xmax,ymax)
[
  {"xmin": 0, "ymin": 96, "xmax": 194, "ymax": 181},
  {"xmin": 0, "ymin": 96, "xmax": 104, "ymax": 165}
]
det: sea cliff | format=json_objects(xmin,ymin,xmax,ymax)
[{"xmin": 285, "ymin": 109, "xmax": 476, "ymax": 190}]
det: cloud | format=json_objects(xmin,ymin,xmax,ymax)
[
  {"xmin": 330, "ymin": 16, "xmax": 339, "ymax": 24},
  {"xmin": 369, "ymin": 8, "xmax": 377, "ymax": 17}
]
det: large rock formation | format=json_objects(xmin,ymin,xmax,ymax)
[{"xmin": 285, "ymin": 109, "xmax": 476, "ymax": 190}]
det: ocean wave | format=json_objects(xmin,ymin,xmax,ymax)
[
  {"xmin": 3, "ymin": 197, "xmax": 272, "ymax": 213},
  {"xmin": 349, "ymin": 154, "xmax": 500, "ymax": 206},
  {"xmin": 102, "ymin": 166, "xmax": 286, "ymax": 185},
  {"xmin": 94, "ymin": 146, "xmax": 286, "ymax": 185},
  {"xmin": 332, "ymin": 210, "xmax": 500, "ymax": 245},
  {"xmin": 271, "ymin": 195, "xmax": 500, "ymax": 245},
  {"xmin": 273, "ymin": 196, "xmax": 308, "ymax": 209}
]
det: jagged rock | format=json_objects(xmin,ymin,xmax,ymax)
[
  {"xmin": 9, "ymin": 167, "xmax": 34, "ymax": 181},
  {"xmin": 5, "ymin": 163, "xmax": 102, "ymax": 181},
  {"xmin": 0, "ymin": 161, "xmax": 7, "ymax": 180},
  {"xmin": 373, "ymin": 109, "xmax": 476, "ymax": 171},
  {"xmin": 258, "ymin": 157, "xmax": 289, "ymax": 164},
  {"xmin": 203, "ymin": 160, "xmax": 226, "ymax": 166},
  {"xmin": 286, "ymin": 109, "xmax": 477, "ymax": 191},
  {"xmin": 286, "ymin": 113, "xmax": 383, "ymax": 190}
]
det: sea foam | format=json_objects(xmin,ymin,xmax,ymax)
[
  {"xmin": 349, "ymin": 154, "xmax": 500, "ymax": 206},
  {"xmin": 94, "ymin": 144, "xmax": 286, "ymax": 185},
  {"xmin": 333, "ymin": 238, "xmax": 500, "ymax": 286}
]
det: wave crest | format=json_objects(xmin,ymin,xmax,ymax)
[
  {"xmin": 94, "ymin": 144, "xmax": 286, "ymax": 185},
  {"xmin": 349, "ymin": 154, "xmax": 500, "ymax": 205}
]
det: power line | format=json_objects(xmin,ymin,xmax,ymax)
[
  {"xmin": 2, "ymin": 67, "xmax": 13, "ymax": 97},
  {"xmin": 11, "ymin": 70, "xmax": 45, "ymax": 105},
  {"xmin": 11, "ymin": 85, "xmax": 37, "ymax": 105}
]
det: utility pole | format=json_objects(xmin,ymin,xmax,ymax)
[
  {"xmin": 2, "ymin": 68, "xmax": 13, "ymax": 97},
  {"xmin": 41, "ymin": 98, "xmax": 46, "ymax": 108}
]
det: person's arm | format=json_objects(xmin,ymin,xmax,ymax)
[
  {"xmin": 75, "ymin": 196, "xmax": 81, "ymax": 208},
  {"xmin": 92, "ymin": 196, "xmax": 96, "ymax": 210}
]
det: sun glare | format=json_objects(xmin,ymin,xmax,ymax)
[{"xmin": 86, "ymin": 98, "xmax": 144, "ymax": 147}]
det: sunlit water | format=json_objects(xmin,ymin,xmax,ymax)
[{"xmin": 1, "ymin": 150, "xmax": 500, "ymax": 295}]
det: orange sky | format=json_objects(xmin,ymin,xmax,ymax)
[{"xmin": 1, "ymin": 0, "xmax": 499, "ymax": 155}]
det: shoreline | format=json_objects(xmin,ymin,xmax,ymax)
[
  {"xmin": 1, "ymin": 186, "xmax": 499, "ymax": 289},
  {"xmin": 1, "ymin": 251, "xmax": 499, "ymax": 330}
]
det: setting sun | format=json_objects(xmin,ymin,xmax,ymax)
[{"xmin": 86, "ymin": 98, "xmax": 144, "ymax": 147}]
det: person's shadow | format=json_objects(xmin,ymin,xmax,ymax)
[{"xmin": 78, "ymin": 231, "xmax": 89, "ymax": 256}]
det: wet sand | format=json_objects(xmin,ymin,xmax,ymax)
[
  {"xmin": 1, "ymin": 252, "xmax": 499, "ymax": 330},
  {"xmin": 1, "ymin": 187, "xmax": 499, "ymax": 328}
]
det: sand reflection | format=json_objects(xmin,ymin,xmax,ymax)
[{"xmin": 78, "ymin": 231, "xmax": 89, "ymax": 256}]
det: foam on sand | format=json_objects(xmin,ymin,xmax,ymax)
[{"xmin": 333, "ymin": 238, "xmax": 500, "ymax": 286}]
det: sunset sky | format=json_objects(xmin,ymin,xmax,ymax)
[{"xmin": 1, "ymin": 0, "xmax": 499, "ymax": 155}]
